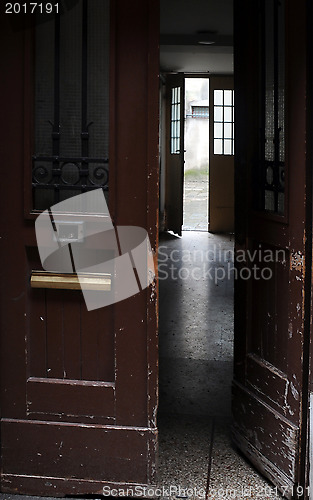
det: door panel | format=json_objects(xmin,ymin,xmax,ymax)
[
  {"xmin": 232, "ymin": 384, "xmax": 299, "ymax": 488},
  {"xmin": 0, "ymin": 0, "xmax": 159, "ymax": 495},
  {"xmin": 209, "ymin": 76, "xmax": 234, "ymax": 233},
  {"xmin": 164, "ymin": 73, "xmax": 185, "ymax": 236},
  {"xmin": 233, "ymin": 0, "xmax": 309, "ymax": 497},
  {"xmin": 2, "ymin": 421, "xmax": 156, "ymax": 486}
]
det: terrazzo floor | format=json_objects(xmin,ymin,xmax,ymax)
[
  {"xmin": 157, "ymin": 415, "xmax": 284, "ymax": 499},
  {"xmin": 157, "ymin": 231, "xmax": 283, "ymax": 499}
]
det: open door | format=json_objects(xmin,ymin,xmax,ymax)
[
  {"xmin": 233, "ymin": 0, "xmax": 310, "ymax": 497},
  {"xmin": 208, "ymin": 76, "xmax": 234, "ymax": 233},
  {"xmin": 164, "ymin": 73, "xmax": 185, "ymax": 236},
  {"xmin": 0, "ymin": 0, "xmax": 159, "ymax": 495}
]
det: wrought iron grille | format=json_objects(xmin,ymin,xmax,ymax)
[{"xmin": 33, "ymin": 0, "xmax": 110, "ymax": 212}]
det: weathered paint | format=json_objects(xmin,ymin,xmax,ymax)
[{"xmin": 233, "ymin": 0, "xmax": 309, "ymax": 495}]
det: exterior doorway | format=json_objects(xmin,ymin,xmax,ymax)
[
  {"xmin": 183, "ymin": 78, "xmax": 209, "ymax": 231},
  {"xmin": 161, "ymin": 74, "xmax": 234, "ymax": 235}
]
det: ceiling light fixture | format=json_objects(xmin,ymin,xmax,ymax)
[
  {"xmin": 197, "ymin": 30, "xmax": 217, "ymax": 45},
  {"xmin": 198, "ymin": 40, "xmax": 215, "ymax": 45}
]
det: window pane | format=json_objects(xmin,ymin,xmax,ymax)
[
  {"xmin": 214, "ymin": 90, "xmax": 223, "ymax": 105},
  {"xmin": 35, "ymin": 20, "xmax": 54, "ymax": 156},
  {"xmin": 278, "ymin": 1, "xmax": 285, "ymax": 163},
  {"xmin": 214, "ymin": 139, "xmax": 223, "ymax": 155},
  {"xmin": 214, "ymin": 106, "xmax": 223, "ymax": 122},
  {"xmin": 224, "ymin": 107, "xmax": 232, "ymax": 122},
  {"xmin": 176, "ymin": 121, "xmax": 180, "ymax": 143},
  {"xmin": 59, "ymin": 2, "xmax": 82, "ymax": 157},
  {"xmin": 278, "ymin": 192, "xmax": 284, "ymax": 214},
  {"xmin": 171, "ymin": 88, "xmax": 175, "ymax": 105},
  {"xmin": 266, "ymin": 165, "xmax": 274, "ymax": 186},
  {"xmin": 33, "ymin": 0, "xmax": 110, "ymax": 212},
  {"xmin": 279, "ymin": 166, "xmax": 285, "ymax": 189},
  {"xmin": 265, "ymin": 190, "xmax": 275, "ymax": 211},
  {"xmin": 224, "ymin": 139, "xmax": 232, "ymax": 155},
  {"xmin": 171, "ymin": 86, "xmax": 181, "ymax": 154},
  {"xmin": 88, "ymin": 0, "xmax": 110, "ymax": 158},
  {"xmin": 258, "ymin": 0, "xmax": 285, "ymax": 214},
  {"xmin": 224, "ymin": 123, "xmax": 232, "ymax": 139},
  {"xmin": 264, "ymin": 0, "xmax": 275, "ymax": 162},
  {"xmin": 214, "ymin": 123, "xmax": 223, "ymax": 138},
  {"xmin": 224, "ymin": 90, "xmax": 232, "ymax": 105}
]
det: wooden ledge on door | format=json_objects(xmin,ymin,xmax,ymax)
[{"xmin": 30, "ymin": 271, "xmax": 111, "ymax": 291}]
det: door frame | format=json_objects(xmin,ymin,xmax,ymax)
[{"xmin": 305, "ymin": 0, "xmax": 313, "ymax": 494}]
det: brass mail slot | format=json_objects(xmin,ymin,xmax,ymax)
[{"xmin": 31, "ymin": 271, "xmax": 111, "ymax": 291}]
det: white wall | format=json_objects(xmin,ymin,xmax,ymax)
[
  {"xmin": 184, "ymin": 79, "xmax": 209, "ymax": 172},
  {"xmin": 185, "ymin": 117, "xmax": 209, "ymax": 171}
]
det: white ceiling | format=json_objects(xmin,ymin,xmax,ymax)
[{"xmin": 160, "ymin": 0, "xmax": 233, "ymax": 74}]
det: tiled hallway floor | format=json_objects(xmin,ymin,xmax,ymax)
[
  {"xmin": 158, "ymin": 231, "xmax": 234, "ymax": 417},
  {"xmin": 158, "ymin": 231, "xmax": 283, "ymax": 499},
  {"xmin": 157, "ymin": 415, "xmax": 283, "ymax": 499}
]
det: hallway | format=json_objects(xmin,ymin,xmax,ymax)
[
  {"xmin": 158, "ymin": 232, "xmax": 233, "ymax": 416},
  {"xmin": 157, "ymin": 231, "xmax": 283, "ymax": 499}
]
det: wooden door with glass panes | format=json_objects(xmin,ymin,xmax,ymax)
[
  {"xmin": 0, "ymin": 0, "xmax": 159, "ymax": 495},
  {"xmin": 164, "ymin": 73, "xmax": 185, "ymax": 236},
  {"xmin": 209, "ymin": 76, "xmax": 234, "ymax": 232},
  {"xmin": 232, "ymin": 0, "xmax": 310, "ymax": 497}
]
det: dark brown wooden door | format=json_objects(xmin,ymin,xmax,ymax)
[
  {"xmin": 0, "ymin": 0, "xmax": 159, "ymax": 496},
  {"xmin": 233, "ymin": 0, "xmax": 310, "ymax": 497},
  {"xmin": 164, "ymin": 73, "xmax": 185, "ymax": 236}
]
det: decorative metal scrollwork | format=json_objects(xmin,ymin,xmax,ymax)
[
  {"xmin": 32, "ymin": 0, "xmax": 110, "ymax": 211},
  {"xmin": 33, "ymin": 165, "xmax": 51, "ymax": 184},
  {"xmin": 32, "ymin": 157, "xmax": 109, "ymax": 210},
  {"xmin": 90, "ymin": 165, "xmax": 109, "ymax": 186},
  {"xmin": 60, "ymin": 162, "xmax": 81, "ymax": 185}
]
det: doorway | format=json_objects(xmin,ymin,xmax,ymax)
[
  {"xmin": 158, "ymin": 40, "xmax": 271, "ymax": 495},
  {"xmin": 0, "ymin": 0, "xmax": 311, "ymax": 497},
  {"xmin": 161, "ymin": 73, "xmax": 234, "ymax": 236},
  {"xmin": 158, "ymin": 0, "xmax": 309, "ymax": 496},
  {"xmin": 183, "ymin": 78, "xmax": 210, "ymax": 231},
  {"xmin": 158, "ymin": 0, "xmax": 241, "ymax": 490}
]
